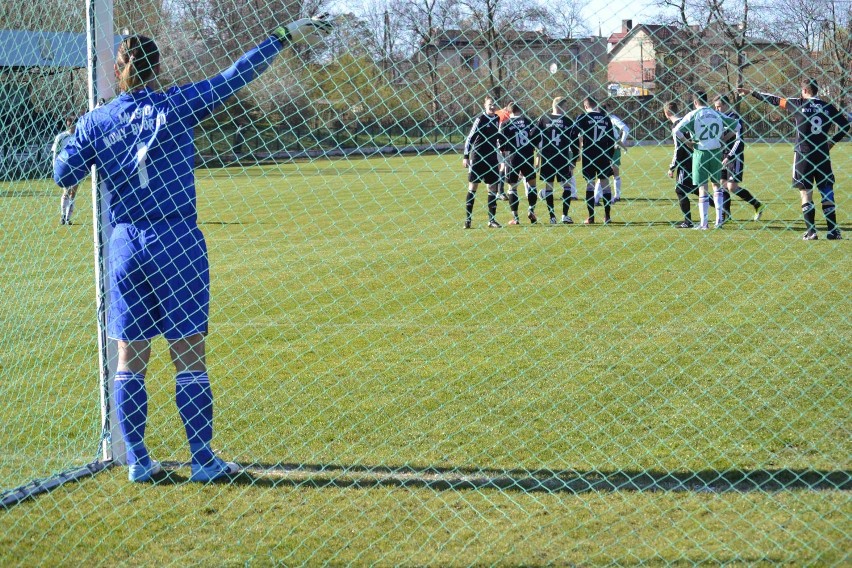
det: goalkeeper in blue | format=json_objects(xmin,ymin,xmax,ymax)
[{"xmin": 54, "ymin": 15, "xmax": 332, "ymax": 482}]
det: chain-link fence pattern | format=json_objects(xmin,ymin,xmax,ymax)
[{"xmin": 1, "ymin": 0, "xmax": 849, "ymax": 564}]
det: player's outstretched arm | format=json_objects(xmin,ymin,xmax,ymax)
[
  {"xmin": 273, "ymin": 13, "xmax": 334, "ymax": 46},
  {"xmin": 177, "ymin": 14, "xmax": 333, "ymax": 126}
]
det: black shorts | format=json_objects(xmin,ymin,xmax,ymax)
[
  {"xmin": 676, "ymin": 169, "xmax": 697, "ymax": 194},
  {"xmin": 539, "ymin": 154, "xmax": 574, "ymax": 183},
  {"xmin": 793, "ymin": 150, "xmax": 834, "ymax": 190},
  {"xmin": 581, "ymin": 155, "xmax": 613, "ymax": 181},
  {"xmin": 721, "ymin": 153, "xmax": 744, "ymax": 183},
  {"xmin": 468, "ymin": 158, "xmax": 500, "ymax": 185},
  {"xmin": 505, "ymin": 154, "xmax": 536, "ymax": 184}
]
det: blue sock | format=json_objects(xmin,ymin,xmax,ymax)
[
  {"xmin": 114, "ymin": 371, "xmax": 150, "ymax": 466},
  {"xmin": 176, "ymin": 371, "xmax": 215, "ymax": 466}
]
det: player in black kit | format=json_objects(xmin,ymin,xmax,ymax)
[
  {"xmin": 663, "ymin": 101, "xmax": 699, "ymax": 228},
  {"xmin": 462, "ymin": 96, "xmax": 503, "ymax": 229},
  {"xmin": 499, "ymin": 102, "xmax": 540, "ymax": 225},
  {"xmin": 712, "ymin": 94, "xmax": 765, "ymax": 223},
  {"xmin": 537, "ymin": 97, "xmax": 579, "ymax": 224},
  {"xmin": 741, "ymin": 79, "xmax": 849, "ymax": 240},
  {"xmin": 573, "ymin": 96, "xmax": 616, "ymax": 224}
]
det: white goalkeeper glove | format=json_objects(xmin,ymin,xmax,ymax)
[{"xmin": 274, "ymin": 13, "xmax": 333, "ymax": 46}]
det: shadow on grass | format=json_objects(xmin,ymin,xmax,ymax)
[
  {"xmin": 155, "ymin": 461, "xmax": 851, "ymax": 494},
  {"xmin": 3, "ymin": 461, "xmax": 850, "ymax": 509}
]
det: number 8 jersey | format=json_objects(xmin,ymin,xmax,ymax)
[{"xmin": 760, "ymin": 95, "xmax": 848, "ymax": 155}]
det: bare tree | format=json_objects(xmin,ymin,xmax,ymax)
[
  {"xmin": 456, "ymin": 0, "xmax": 546, "ymax": 101},
  {"xmin": 762, "ymin": 0, "xmax": 850, "ymax": 105},
  {"xmin": 401, "ymin": 0, "xmax": 460, "ymax": 122},
  {"xmin": 544, "ymin": 0, "xmax": 591, "ymax": 39},
  {"xmin": 648, "ymin": 0, "xmax": 713, "ymax": 26}
]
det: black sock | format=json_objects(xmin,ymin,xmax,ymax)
[
  {"xmin": 527, "ymin": 189, "xmax": 538, "ymax": 210},
  {"xmin": 733, "ymin": 186, "xmax": 759, "ymax": 208},
  {"xmin": 722, "ymin": 191, "xmax": 731, "ymax": 218},
  {"xmin": 545, "ymin": 193, "xmax": 555, "ymax": 217},
  {"xmin": 509, "ymin": 192, "xmax": 520, "ymax": 218},
  {"xmin": 466, "ymin": 191, "xmax": 475, "ymax": 220},
  {"xmin": 487, "ymin": 192, "xmax": 497, "ymax": 220},
  {"xmin": 585, "ymin": 190, "xmax": 595, "ymax": 219},
  {"xmin": 676, "ymin": 185, "xmax": 691, "ymax": 220},
  {"xmin": 602, "ymin": 192, "xmax": 612, "ymax": 220},
  {"xmin": 562, "ymin": 190, "xmax": 572, "ymax": 216},
  {"xmin": 822, "ymin": 199, "xmax": 838, "ymax": 232},
  {"xmin": 802, "ymin": 202, "xmax": 816, "ymax": 231}
]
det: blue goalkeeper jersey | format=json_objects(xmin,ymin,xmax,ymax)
[{"xmin": 54, "ymin": 36, "xmax": 284, "ymax": 226}]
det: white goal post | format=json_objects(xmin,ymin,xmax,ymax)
[{"xmin": 86, "ymin": 0, "xmax": 123, "ymax": 465}]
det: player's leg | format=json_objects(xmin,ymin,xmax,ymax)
[
  {"xmin": 465, "ymin": 180, "xmax": 478, "ymax": 229},
  {"xmin": 161, "ymin": 227, "xmax": 237, "ymax": 482},
  {"xmin": 816, "ymin": 154, "xmax": 839, "ymax": 239},
  {"xmin": 541, "ymin": 182, "xmax": 556, "ymax": 223},
  {"xmin": 169, "ymin": 333, "xmax": 235, "ymax": 481},
  {"xmin": 712, "ymin": 183, "xmax": 727, "ymax": 227},
  {"xmin": 506, "ymin": 163, "xmax": 521, "ymax": 224},
  {"xmin": 695, "ymin": 184, "xmax": 711, "ymax": 229},
  {"xmin": 115, "ymin": 339, "xmax": 161, "ymax": 481},
  {"xmin": 525, "ymin": 170, "xmax": 538, "ymax": 224},
  {"xmin": 108, "ymin": 225, "xmax": 161, "ymax": 481},
  {"xmin": 497, "ymin": 155, "xmax": 507, "ymax": 199},
  {"xmin": 612, "ymin": 163, "xmax": 622, "ymax": 202},
  {"xmin": 717, "ymin": 183, "xmax": 731, "ymax": 224},
  {"xmin": 675, "ymin": 174, "xmax": 694, "ymax": 228},
  {"xmin": 584, "ymin": 179, "xmax": 596, "ymax": 224},
  {"xmin": 801, "ymin": 189, "xmax": 818, "ymax": 239},
  {"xmin": 560, "ymin": 177, "xmax": 574, "ymax": 223},
  {"xmin": 60, "ymin": 188, "xmax": 69, "ymax": 225},
  {"xmin": 582, "ymin": 161, "xmax": 596, "ymax": 223},
  {"xmin": 795, "ymin": 153, "xmax": 818, "ymax": 240},
  {"xmin": 486, "ymin": 182, "xmax": 501, "ymax": 227},
  {"xmin": 64, "ymin": 185, "xmax": 78, "ymax": 224},
  {"xmin": 818, "ymin": 184, "xmax": 840, "ymax": 239},
  {"xmin": 728, "ymin": 180, "xmax": 761, "ymax": 214},
  {"xmin": 599, "ymin": 176, "xmax": 612, "ymax": 224}
]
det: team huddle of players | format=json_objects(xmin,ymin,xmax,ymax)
[
  {"xmin": 463, "ymin": 80, "xmax": 849, "ymax": 239},
  {"xmin": 463, "ymin": 95, "xmax": 626, "ymax": 228}
]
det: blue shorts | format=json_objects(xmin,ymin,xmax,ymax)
[{"xmin": 107, "ymin": 221, "xmax": 209, "ymax": 341}]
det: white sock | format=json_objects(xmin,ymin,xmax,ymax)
[
  {"xmin": 593, "ymin": 180, "xmax": 602, "ymax": 204},
  {"xmin": 713, "ymin": 190, "xmax": 724, "ymax": 225},
  {"xmin": 614, "ymin": 177, "xmax": 622, "ymax": 199},
  {"xmin": 569, "ymin": 176, "xmax": 577, "ymax": 199},
  {"xmin": 61, "ymin": 195, "xmax": 69, "ymax": 219},
  {"xmin": 699, "ymin": 195, "xmax": 709, "ymax": 227},
  {"xmin": 65, "ymin": 198, "xmax": 75, "ymax": 222}
]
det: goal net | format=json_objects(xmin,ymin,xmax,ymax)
[{"xmin": 1, "ymin": 0, "xmax": 849, "ymax": 564}]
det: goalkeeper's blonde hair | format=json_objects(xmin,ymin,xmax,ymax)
[{"xmin": 117, "ymin": 35, "xmax": 160, "ymax": 93}]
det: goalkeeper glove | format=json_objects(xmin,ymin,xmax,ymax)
[{"xmin": 274, "ymin": 13, "xmax": 333, "ymax": 46}]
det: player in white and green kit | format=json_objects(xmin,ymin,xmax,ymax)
[
  {"xmin": 51, "ymin": 116, "xmax": 79, "ymax": 225},
  {"xmin": 673, "ymin": 91, "xmax": 741, "ymax": 230}
]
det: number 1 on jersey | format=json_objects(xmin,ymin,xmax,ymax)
[{"xmin": 136, "ymin": 143, "xmax": 150, "ymax": 188}]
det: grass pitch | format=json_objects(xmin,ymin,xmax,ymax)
[{"xmin": 1, "ymin": 143, "xmax": 849, "ymax": 565}]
